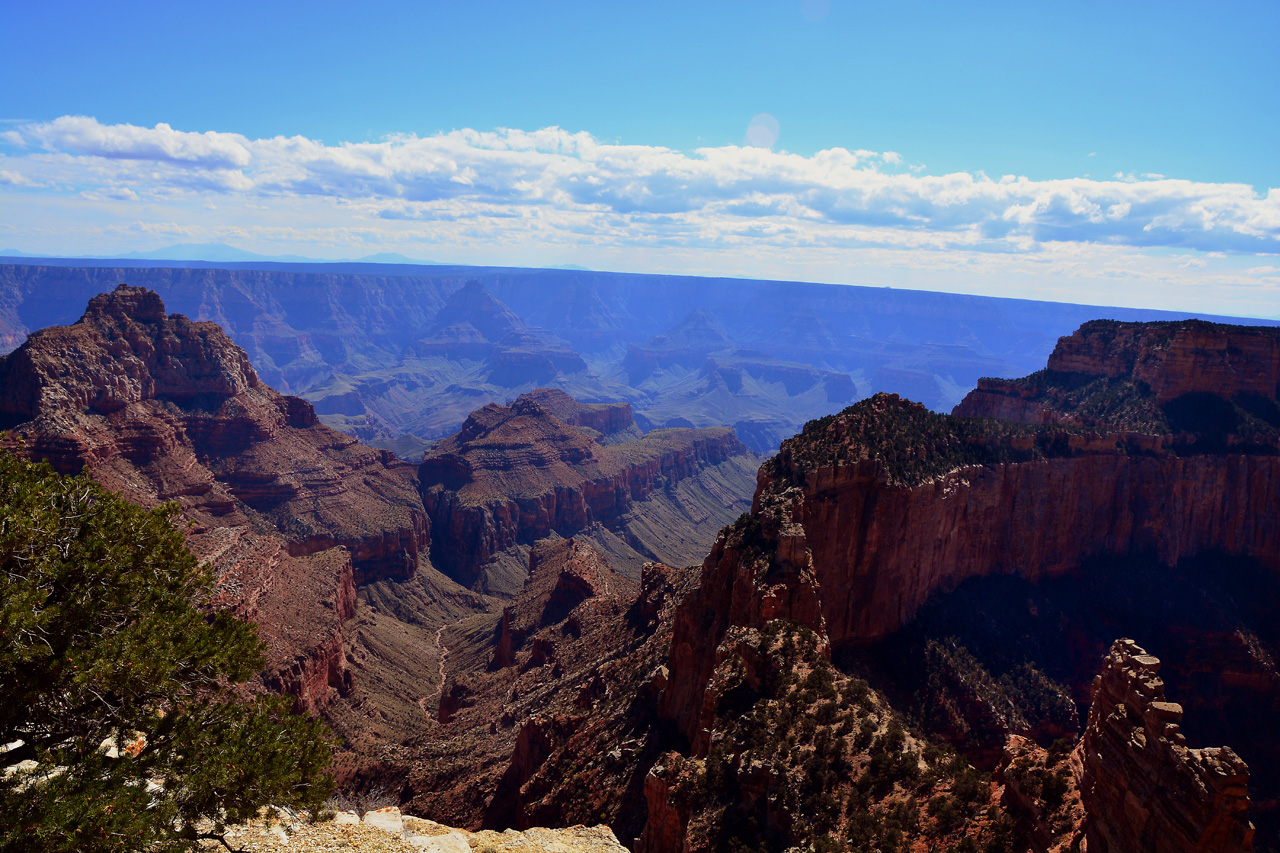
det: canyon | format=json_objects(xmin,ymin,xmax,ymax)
[
  {"xmin": 3, "ymin": 281, "xmax": 1277, "ymax": 851},
  {"xmin": 6, "ymin": 261, "xmax": 1273, "ymax": 454},
  {"xmin": 652, "ymin": 318, "xmax": 1278, "ymax": 848},
  {"xmin": 0, "ymin": 285, "xmax": 754, "ymax": 731}
]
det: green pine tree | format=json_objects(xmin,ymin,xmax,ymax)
[{"xmin": 0, "ymin": 450, "xmax": 334, "ymax": 852}]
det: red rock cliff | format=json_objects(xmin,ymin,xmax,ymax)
[
  {"xmin": 660, "ymin": 381, "xmax": 1279, "ymax": 750},
  {"xmin": 0, "ymin": 285, "xmax": 432, "ymax": 712},
  {"xmin": 771, "ymin": 430, "xmax": 1280, "ymax": 647},
  {"xmin": 1079, "ymin": 640, "xmax": 1254, "ymax": 852}
]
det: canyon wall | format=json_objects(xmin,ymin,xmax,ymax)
[
  {"xmin": 957, "ymin": 319, "xmax": 1280, "ymax": 422},
  {"xmin": 770, "ymin": 434, "xmax": 1280, "ymax": 646},
  {"xmin": 659, "ymin": 319, "xmax": 1280, "ymax": 777}
]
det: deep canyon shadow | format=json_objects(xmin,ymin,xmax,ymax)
[{"xmin": 844, "ymin": 550, "xmax": 1280, "ymax": 846}]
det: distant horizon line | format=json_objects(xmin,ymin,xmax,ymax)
[{"xmin": 3, "ymin": 249, "xmax": 1277, "ymax": 326}]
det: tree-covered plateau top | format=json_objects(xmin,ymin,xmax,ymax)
[{"xmin": 776, "ymin": 393, "xmax": 1110, "ymax": 488}]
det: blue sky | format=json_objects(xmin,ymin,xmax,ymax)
[{"xmin": 2, "ymin": 1, "xmax": 1278, "ymax": 317}]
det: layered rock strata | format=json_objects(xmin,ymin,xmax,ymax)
[
  {"xmin": 770, "ymin": 412, "xmax": 1280, "ymax": 646},
  {"xmin": 1078, "ymin": 640, "xmax": 1254, "ymax": 852},
  {"xmin": 659, "ymin": 390, "xmax": 1280, "ymax": 738},
  {"xmin": 419, "ymin": 395, "xmax": 747, "ymax": 588},
  {"xmin": 393, "ymin": 545, "xmax": 675, "ymax": 837},
  {"xmin": 513, "ymin": 388, "xmax": 642, "ymax": 444},
  {"xmin": 492, "ymin": 537, "xmax": 635, "ymax": 670},
  {"xmin": 0, "ymin": 285, "xmax": 431, "ymax": 711}
]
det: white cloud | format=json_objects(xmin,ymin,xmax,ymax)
[
  {"xmin": 80, "ymin": 186, "xmax": 139, "ymax": 201},
  {"xmin": 0, "ymin": 169, "xmax": 42, "ymax": 187},
  {"xmin": 23, "ymin": 116, "xmax": 252, "ymax": 169},
  {"xmin": 0, "ymin": 115, "xmax": 1277, "ymax": 267}
]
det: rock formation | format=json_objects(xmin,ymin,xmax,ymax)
[
  {"xmin": 418, "ymin": 392, "xmax": 750, "ymax": 591},
  {"xmin": 993, "ymin": 736, "xmax": 1084, "ymax": 852},
  {"xmin": 771, "ymin": 396, "xmax": 1280, "ymax": 646},
  {"xmin": 653, "ymin": 317, "xmax": 1278, "ymax": 847},
  {"xmin": 386, "ymin": 541, "xmax": 674, "ymax": 837},
  {"xmin": 514, "ymin": 388, "xmax": 642, "ymax": 444},
  {"xmin": 0, "ymin": 285, "xmax": 431, "ymax": 712},
  {"xmin": 206, "ymin": 807, "xmax": 629, "ymax": 852},
  {"xmin": 658, "ymin": 388, "xmax": 1280, "ymax": 747},
  {"xmin": 407, "ymin": 280, "xmax": 588, "ymax": 384},
  {"xmin": 955, "ymin": 319, "xmax": 1280, "ymax": 435},
  {"xmin": 1078, "ymin": 640, "xmax": 1254, "ymax": 852},
  {"xmin": 492, "ymin": 537, "xmax": 635, "ymax": 670}
]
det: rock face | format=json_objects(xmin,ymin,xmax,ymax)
[
  {"xmin": 1079, "ymin": 640, "xmax": 1254, "ymax": 853},
  {"xmin": 492, "ymin": 538, "xmax": 634, "ymax": 670},
  {"xmin": 208, "ymin": 809, "xmax": 629, "ymax": 853},
  {"xmin": 1046, "ymin": 320, "xmax": 1280, "ymax": 404},
  {"xmin": 419, "ymin": 393, "xmax": 749, "ymax": 590},
  {"xmin": 0, "ymin": 285, "xmax": 431, "ymax": 712},
  {"xmin": 955, "ymin": 319, "xmax": 1280, "ymax": 430},
  {"xmin": 514, "ymin": 388, "xmax": 642, "ymax": 444},
  {"xmin": 393, "ymin": 543, "xmax": 673, "ymax": 838},
  {"xmin": 655, "ymin": 318, "xmax": 1278, "ymax": 845},
  {"xmin": 724, "ymin": 393, "xmax": 1280, "ymax": 655},
  {"xmin": 658, "ymin": 511, "xmax": 827, "ymax": 753}
]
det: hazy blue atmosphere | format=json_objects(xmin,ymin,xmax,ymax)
[{"xmin": 2, "ymin": 1, "xmax": 1277, "ymax": 317}]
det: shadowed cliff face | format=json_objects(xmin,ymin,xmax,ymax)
[
  {"xmin": 736, "ymin": 393, "xmax": 1280, "ymax": 652},
  {"xmin": 0, "ymin": 285, "xmax": 431, "ymax": 713}
]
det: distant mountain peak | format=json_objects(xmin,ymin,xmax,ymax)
[
  {"xmin": 646, "ymin": 308, "xmax": 733, "ymax": 352},
  {"xmin": 353, "ymin": 251, "xmax": 441, "ymax": 265},
  {"xmin": 429, "ymin": 280, "xmax": 530, "ymax": 341}
]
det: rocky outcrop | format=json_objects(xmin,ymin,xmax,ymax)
[
  {"xmin": 1079, "ymin": 640, "xmax": 1254, "ymax": 853},
  {"xmin": 492, "ymin": 538, "xmax": 633, "ymax": 670},
  {"xmin": 1047, "ymin": 321, "xmax": 1280, "ymax": 404},
  {"xmin": 658, "ymin": 510, "xmax": 827, "ymax": 752},
  {"xmin": 655, "ymin": 319, "xmax": 1280, "ymax": 840},
  {"xmin": 993, "ymin": 736, "xmax": 1084, "ymax": 852},
  {"xmin": 211, "ymin": 808, "xmax": 629, "ymax": 852},
  {"xmin": 419, "ymin": 395, "xmax": 748, "ymax": 589},
  {"xmin": 515, "ymin": 388, "xmax": 642, "ymax": 444},
  {"xmin": 0, "ymin": 285, "xmax": 432, "ymax": 712},
  {"xmin": 394, "ymin": 545, "xmax": 683, "ymax": 838},
  {"xmin": 776, "ymin": 426, "xmax": 1280, "ymax": 646},
  {"xmin": 955, "ymin": 319, "xmax": 1280, "ymax": 425}
]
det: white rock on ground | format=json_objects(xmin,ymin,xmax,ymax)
[
  {"xmin": 406, "ymin": 830, "xmax": 470, "ymax": 853},
  {"xmin": 363, "ymin": 805, "xmax": 405, "ymax": 834}
]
